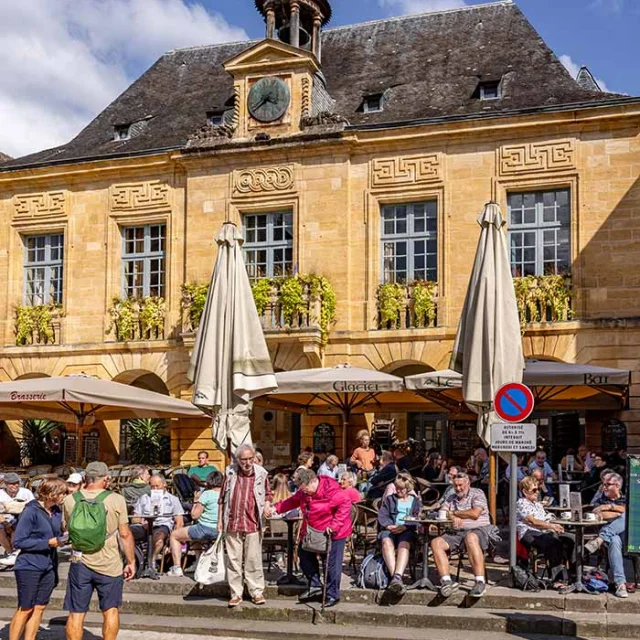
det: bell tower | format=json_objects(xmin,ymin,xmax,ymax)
[{"xmin": 255, "ymin": 0, "xmax": 331, "ymax": 61}]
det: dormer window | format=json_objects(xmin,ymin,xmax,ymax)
[
  {"xmin": 113, "ymin": 124, "xmax": 131, "ymax": 141},
  {"xmin": 363, "ymin": 93, "xmax": 384, "ymax": 113},
  {"xmin": 207, "ymin": 111, "xmax": 225, "ymax": 126},
  {"xmin": 475, "ymin": 80, "xmax": 502, "ymax": 101}
]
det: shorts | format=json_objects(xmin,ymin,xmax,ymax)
[
  {"xmin": 152, "ymin": 525, "xmax": 171, "ymax": 540},
  {"xmin": 188, "ymin": 523, "xmax": 218, "ymax": 541},
  {"xmin": 63, "ymin": 562, "xmax": 124, "ymax": 613},
  {"xmin": 378, "ymin": 529, "xmax": 416, "ymax": 545},
  {"xmin": 441, "ymin": 526, "xmax": 491, "ymax": 552},
  {"xmin": 15, "ymin": 569, "xmax": 57, "ymax": 609}
]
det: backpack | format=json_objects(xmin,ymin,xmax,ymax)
[
  {"xmin": 511, "ymin": 566, "xmax": 547, "ymax": 592},
  {"xmin": 583, "ymin": 570, "xmax": 609, "ymax": 593},
  {"xmin": 357, "ymin": 553, "xmax": 390, "ymax": 590},
  {"xmin": 68, "ymin": 491, "xmax": 111, "ymax": 554}
]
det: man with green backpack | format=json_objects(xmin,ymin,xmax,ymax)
[{"xmin": 62, "ymin": 461, "xmax": 135, "ymax": 640}]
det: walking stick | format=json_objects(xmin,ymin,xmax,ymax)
[{"xmin": 321, "ymin": 534, "xmax": 332, "ymax": 613}]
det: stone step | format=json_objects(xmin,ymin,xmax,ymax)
[{"xmin": 2, "ymin": 586, "xmax": 640, "ymax": 637}]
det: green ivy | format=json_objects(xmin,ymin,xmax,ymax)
[
  {"xmin": 181, "ymin": 283, "xmax": 209, "ymax": 330},
  {"xmin": 279, "ymin": 276, "xmax": 306, "ymax": 324},
  {"xmin": 139, "ymin": 297, "xmax": 166, "ymax": 338},
  {"xmin": 251, "ymin": 279, "xmax": 273, "ymax": 316},
  {"xmin": 108, "ymin": 297, "xmax": 165, "ymax": 341},
  {"xmin": 412, "ymin": 281, "xmax": 437, "ymax": 327},
  {"xmin": 108, "ymin": 297, "xmax": 137, "ymax": 341},
  {"xmin": 15, "ymin": 305, "xmax": 60, "ymax": 346},
  {"xmin": 309, "ymin": 275, "xmax": 337, "ymax": 344},
  {"xmin": 513, "ymin": 274, "xmax": 572, "ymax": 330},
  {"xmin": 377, "ymin": 283, "xmax": 405, "ymax": 326}
]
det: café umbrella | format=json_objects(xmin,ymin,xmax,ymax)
[
  {"xmin": 255, "ymin": 364, "xmax": 405, "ymax": 456},
  {"xmin": 0, "ymin": 374, "xmax": 206, "ymax": 464},
  {"xmin": 188, "ymin": 222, "xmax": 277, "ymax": 452}
]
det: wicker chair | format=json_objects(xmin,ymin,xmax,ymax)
[{"xmin": 350, "ymin": 504, "xmax": 379, "ymax": 569}]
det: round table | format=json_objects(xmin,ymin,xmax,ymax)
[
  {"xmin": 548, "ymin": 518, "xmax": 603, "ymax": 594},
  {"xmin": 405, "ymin": 515, "xmax": 452, "ymax": 591},
  {"xmin": 268, "ymin": 515, "xmax": 305, "ymax": 586},
  {"xmin": 130, "ymin": 514, "xmax": 164, "ymax": 580}
]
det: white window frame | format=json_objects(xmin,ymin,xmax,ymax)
[
  {"xmin": 380, "ymin": 201, "xmax": 438, "ymax": 284},
  {"xmin": 121, "ymin": 224, "xmax": 166, "ymax": 298},
  {"xmin": 363, "ymin": 94, "xmax": 384, "ymax": 113},
  {"xmin": 508, "ymin": 189, "xmax": 571, "ymax": 277},
  {"xmin": 243, "ymin": 211, "xmax": 294, "ymax": 280},
  {"xmin": 23, "ymin": 233, "xmax": 64, "ymax": 306}
]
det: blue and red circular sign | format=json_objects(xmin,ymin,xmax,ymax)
[{"xmin": 494, "ymin": 383, "xmax": 534, "ymax": 423}]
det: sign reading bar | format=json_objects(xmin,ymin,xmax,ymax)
[{"xmin": 490, "ymin": 423, "xmax": 536, "ymax": 452}]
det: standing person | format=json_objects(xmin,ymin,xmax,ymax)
[
  {"xmin": 66, "ymin": 474, "xmax": 84, "ymax": 495},
  {"xmin": 188, "ymin": 452, "xmax": 218, "ymax": 489},
  {"xmin": 220, "ymin": 444, "xmax": 272, "ymax": 608},
  {"xmin": 318, "ymin": 455, "xmax": 340, "ymax": 480},
  {"xmin": 62, "ymin": 461, "xmax": 135, "ymax": 640},
  {"xmin": 9, "ymin": 478, "xmax": 67, "ymax": 640},
  {"xmin": 350, "ymin": 431, "xmax": 377, "ymax": 474},
  {"xmin": 270, "ymin": 468, "xmax": 352, "ymax": 608},
  {"xmin": 0, "ymin": 473, "xmax": 35, "ymax": 568}
]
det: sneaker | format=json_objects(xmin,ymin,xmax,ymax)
[
  {"xmin": 228, "ymin": 596, "xmax": 242, "ymax": 608},
  {"xmin": 0, "ymin": 551, "xmax": 19, "ymax": 567},
  {"xmin": 584, "ymin": 537, "xmax": 603, "ymax": 556},
  {"xmin": 469, "ymin": 581, "xmax": 487, "ymax": 598},
  {"xmin": 615, "ymin": 583, "xmax": 629, "ymax": 599},
  {"xmin": 166, "ymin": 566, "xmax": 183, "ymax": 577},
  {"xmin": 252, "ymin": 594, "xmax": 266, "ymax": 605},
  {"xmin": 439, "ymin": 580, "xmax": 459, "ymax": 598},
  {"xmin": 388, "ymin": 575, "xmax": 406, "ymax": 596}
]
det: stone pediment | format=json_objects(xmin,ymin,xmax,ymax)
[{"xmin": 224, "ymin": 39, "xmax": 319, "ymax": 75}]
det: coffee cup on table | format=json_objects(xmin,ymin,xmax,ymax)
[
  {"xmin": 437, "ymin": 509, "xmax": 447, "ymax": 521},
  {"xmin": 585, "ymin": 512, "xmax": 596, "ymax": 521},
  {"xmin": 560, "ymin": 511, "xmax": 572, "ymax": 520}
]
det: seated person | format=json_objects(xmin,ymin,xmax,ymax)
[
  {"xmin": 338, "ymin": 471, "xmax": 362, "ymax": 504},
  {"xmin": 377, "ymin": 475, "xmax": 421, "ymax": 596},
  {"xmin": 122, "ymin": 465, "xmax": 151, "ymax": 508},
  {"xmin": 168, "ymin": 470, "xmax": 222, "ymax": 577},
  {"xmin": 366, "ymin": 450, "xmax": 397, "ymax": 501},
  {"xmin": 422, "ymin": 452, "xmax": 447, "ymax": 483},
  {"xmin": 584, "ymin": 472, "xmax": 628, "ymax": 598},
  {"xmin": 428, "ymin": 466, "xmax": 461, "ymax": 510},
  {"xmin": 392, "ymin": 446, "xmax": 410, "ymax": 472},
  {"xmin": 350, "ymin": 431, "xmax": 377, "ymax": 475},
  {"xmin": 582, "ymin": 453, "xmax": 607, "ymax": 503},
  {"xmin": 528, "ymin": 450, "xmax": 556, "ymax": 480},
  {"xmin": 0, "ymin": 473, "xmax": 35, "ymax": 567},
  {"xmin": 318, "ymin": 455, "xmax": 340, "ymax": 480},
  {"xmin": 517, "ymin": 476, "xmax": 574, "ymax": 587},
  {"xmin": 505, "ymin": 454, "xmax": 528, "ymax": 483},
  {"xmin": 188, "ymin": 451, "xmax": 218, "ymax": 489},
  {"xmin": 132, "ymin": 474, "xmax": 184, "ymax": 566},
  {"xmin": 430, "ymin": 472, "xmax": 491, "ymax": 599},
  {"xmin": 531, "ymin": 468, "xmax": 554, "ymax": 505},
  {"xmin": 473, "ymin": 448, "xmax": 490, "ymax": 485}
]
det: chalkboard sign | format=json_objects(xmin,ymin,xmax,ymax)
[
  {"xmin": 313, "ymin": 423, "xmax": 335, "ymax": 454},
  {"xmin": 601, "ymin": 419, "xmax": 627, "ymax": 454},
  {"xmin": 625, "ymin": 455, "xmax": 640, "ymax": 554},
  {"xmin": 83, "ymin": 429, "xmax": 100, "ymax": 462},
  {"xmin": 63, "ymin": 434, "xmax": 77, "ymax": 463},
  {"xmin": 449, "ymin": 420, "xmax": 478, "ymax": 465},
  {"xmin": 550, "ymin": 412, "xmax": 580, "ymax": 467}
]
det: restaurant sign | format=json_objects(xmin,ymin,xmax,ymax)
[{"xmin": 490, "ymin": 423, "xmax": 537, "ymax": 452}]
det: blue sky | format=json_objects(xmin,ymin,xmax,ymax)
[{"xmin": 0, "ymin": 0, "xmax": 637, "ymax": 158}]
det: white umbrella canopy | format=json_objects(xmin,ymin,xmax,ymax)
[
  {"xmin": 450, "ymin": 202, "xmax": 525, "ymax": 444},
  {"xmin": 255, "ymin": 364, "xmax": 407, "ymax": 456},
  {"xmin": 188, "ymin": 223, "xmax": 277, "ymax": 452}
]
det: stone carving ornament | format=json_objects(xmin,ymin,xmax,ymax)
[{"xmin": 234, "ymin": 166, "xmax": 295, "ymax": 194}]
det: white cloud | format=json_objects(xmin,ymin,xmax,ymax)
[
  {"xmin": 379, "ymin": 0, "xmax": 467, "ymax": 16},
  {"xmin": 0, "ymin": 0, "xmax": 247, "ymax": 159},
  {"xmin": 559, "ymin": 54, "xmax": 611, "ymax": 93},
  {"xmin": 590, "ymin": 0, "xmax": 624, "ymax": 13}
]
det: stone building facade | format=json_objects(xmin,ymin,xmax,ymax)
[{"xmin": 0, "ymin": 0, "xmax": 639, "ymax": 467}]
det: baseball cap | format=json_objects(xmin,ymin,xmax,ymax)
[
  {"xmin": 3, "ymin": 472, "xmax": 20, "ymax": 484},
  {"xmin": 85, "ymin": 461, "xmax": 109, "ymax": 476},
  {"xmin": 67, "ymin": 473, "xmax": 83, "ymax": 484}
]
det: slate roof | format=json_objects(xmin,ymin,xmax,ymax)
[
  {"xmin": 0, "ymin": 152, "xmax": 12, "ymax": 164},
  {"xmin": 2, "ymin": 1, "xmax": 633, "ymax": 171}
]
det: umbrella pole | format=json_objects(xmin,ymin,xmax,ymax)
[
  {"xmin": 75, "ymin": 415, "xmax": 84, "ymax": 466},
  {"xmin": 489, "ymin": 450, "xmax": 497, "ymax": 524},
  {"xmin": 341, "ymin": 410, "xmax": 350, "ymax": 462}
]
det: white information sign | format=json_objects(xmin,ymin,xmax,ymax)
[{"xmin": 490, "ymin": 423, "xmax": 536, "ymax": 452}]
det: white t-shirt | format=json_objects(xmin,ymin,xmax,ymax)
[{"xmin": 0, "ymin": 488, "xmax": 35, "ymax": 524}]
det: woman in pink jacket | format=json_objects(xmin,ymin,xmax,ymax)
[{"xmin": 272, "ymin": 468, "xmax": 352, "ymax": 607}]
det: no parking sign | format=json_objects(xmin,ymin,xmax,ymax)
[{"xmin": 494, "ymin": 382, "xmax": 534, "ymax": 423}]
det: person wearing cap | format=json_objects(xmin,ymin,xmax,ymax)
[
  {"xmin": 121, "ymin": 465, "xmax": 151, "ymax": 508},
  {"xmin": 0, "ymin": 472, "xmax": 35, "ymax": 568},
  {"xmin": 66, "ymin": 473, "xmax": 84, "ymax": 494},
  {"xmin": 62, "ymin": 461, "xmax": 135, "ymax": 640}
]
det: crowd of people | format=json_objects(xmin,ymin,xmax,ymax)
[{"xmin": 0, "ymin": 437, "xmax": 635, "ymax": 639}]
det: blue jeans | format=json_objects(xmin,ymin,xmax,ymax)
[{"xmin": 600, "ymin": 515, "xmax": 626, "ymax": 585}]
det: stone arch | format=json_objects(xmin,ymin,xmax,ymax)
[
  {"xmin": 381, "ymin": 360, "xmax": 435, "ymax": 377},
  {"xmin": 15, "ymin": 372, "xmax": 50, "ymax": 380},
  {"xmin": 112, "ymin": 369, "xmax": 170, "ymax": 395}
]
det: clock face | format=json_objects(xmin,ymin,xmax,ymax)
[{"xmin": 248, "ymin": 77, "xmax": 291, "ymax": 123}]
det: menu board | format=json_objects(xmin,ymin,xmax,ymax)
[
  {"xmin": 449, "ymin": 420, "xmax": 479, "ymax": 465},
  {"xmin": 551, "ymin": 412, "xmax": 580, "ymax": 466},
  {"xmin": 625, "ymin": 455, "xmax": 640, "ymax": 554},
  {"xmin": 601, "ymin": 419, "xmax": 627, "ymax": 454},
  {"xmin": 313, "ymin": 423, "xmax": 335, "ymax": 454},
  {"xmin": 63, "ymin": 434, "xmax": 77, "ymax": 463}
]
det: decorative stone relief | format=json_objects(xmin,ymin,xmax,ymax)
[
  {"xmin": 13, "ymin": 191, "xmax": 66, "ymax": 222},
  {"xmin": 110, "ymin": 181, "xmax": 170, "ymax": 212},
  {"xmin": 371, "ymin": 154, "xmax": 441, "ymax": 188},
  {"xmin": 233, "ymin": 166, "xmax": 295, "ymax": 195},
  {"xmin": 301, "ymin": 77, "xmax": 311, "ymax": 119},
  {"xmin": 499, "ymin": 140, "xmax": 575, "ymax": 175}
]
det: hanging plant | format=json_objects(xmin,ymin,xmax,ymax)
[
  {"xmin": 308, "ymin": 275, "xmax": 337, "ymax": 345},
  {"xmin": 377, "ymin": 283, "xmax": 405, "ymax": 326},
  {"xmin": 181, "ymin": 283, "xmax": 209, "ymax": 331},
  {"xmin": 513, "ymin": 274, "xmax": 572, "ymax": 331},
  {"xmin": 412, "ymin": 281, "xmax": 437, "ymax": 328},
  {"xmin": 139, "ymin": 297, "xmax": 165, "ymax": 338},
  {"xmin": 251, "ymin": 278, "xmax": 273, "ymax": 316},
  {"xmin": 540, "ymin": 274, "xmax": 572, "ymax": 322},
  {"xmin": 14, "ymin": 305, "xmax": 60, "ymax": 346},
  {"xmin": 279, "ymin": 276, "xmax": 306, "ymax": 325},
  {"xmin": 108, "ymin": 297, "xmax": 137, "ymax": 341}
]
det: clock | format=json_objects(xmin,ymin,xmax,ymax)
[{"xmin": 248, "ymin": 77, "xmax": 291, "ymax": 123}]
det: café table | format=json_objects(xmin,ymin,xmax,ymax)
[
  {"xmin": 405, "ymin": 515, "xmax": 452, "ymax": 591},
  {"xmin": 129, "ymin": 514, "xmax": 163, "ymax": 580},
  {"xmin": 548, "ymin": 517, "xmax": 603, "ymax": 594},
  {"xmin": 269, "ymin": 514, "xmax": 305, "ymax": 586}
]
